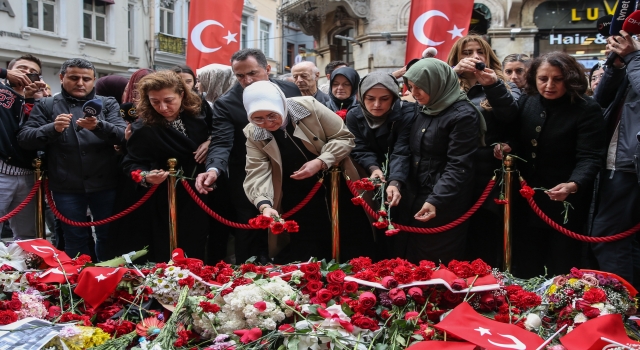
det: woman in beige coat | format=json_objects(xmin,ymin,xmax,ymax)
[{"xmin": 242, "ymin": 81, "xmax": 374, "ymax": 263}]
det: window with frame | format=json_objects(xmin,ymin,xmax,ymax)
[
  {"xmin": 128, "ymin": 4, "xmax": 134, "ymax": 53},
  {"xmin": 83, "ymin": 0, "xmax": 107, "ymax": 42},
  {"xmin": 27, "ymin": 0, "xmax": 55, "ymax": 32},
  {"xmin": 160, "ymin": 2, "xmax": 174, "ymax": 35},
  {"xmin": 241, "ymin": 15, "xmax": 248, "ymax": 49},
  {"xmin": 260, "ymin": 21, "xmax": 270, "ymax": 58}
]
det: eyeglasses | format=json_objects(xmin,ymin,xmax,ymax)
[
  {"xmin": 251, "ymin": 113, "xmax": 280, "ymax": 125},
  {"xmin": 591, "ymin": 74, "xmax": 604, "ymax": 82}
]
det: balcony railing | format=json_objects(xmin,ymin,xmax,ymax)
[{"xmin": 156, "ymin": 33, "xmax": 186, "ymax": 56}]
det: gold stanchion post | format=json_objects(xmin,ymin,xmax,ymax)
[
  {"xmin": 330, "ymin": 167, "xmax": 341, "ymax": 262},
  {"xmin": 33, "ymin": 158, "xmax": 45, "ymax": 239},
  {"xmin": 503, "ymin": 155, "xmax": 514, "ymax": 272},
  {"xmin": 167, "ymin": 158, "xmax": 178, "ymax": 252}
]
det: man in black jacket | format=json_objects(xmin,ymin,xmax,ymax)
[
  {"xmin": 18, "ymin": 58, "xmax": 125, "ymax": 262},
  {"xmin": 195, "ymin": 49, "xmax": 301, "ymax": 263},
  {"xmin": 0, "ymin": 54, "xmax": 46, "ymax": 240},
  {"xmin": 592, "ymin": 30, "xmax": 640, "ymax": 288}
]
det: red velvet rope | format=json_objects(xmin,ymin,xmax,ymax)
[
  {"xmin": 181, "ymin": 179, "xmax": 323, "ymax": 228},
  {"xmin": 346, "ymin": 179, "xmax": 495, "ymax": 234},
  {"xmin": 45, "ymin": 180, "xmax": 159, "ymax": 227},
  {"xmin": 0, "ymin": 179, "xmax": 41, "ymax": 223},
  {"xmin": 520, "ymin": 179, "xmax": 640, "ymax": 243}
]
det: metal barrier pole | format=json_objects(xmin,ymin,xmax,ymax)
[
  {"xmin": 167, "ymin": 158, "xmax": 178, "ymax": 252},
  {"xmin": 33, "ymin": 158, "xmax": 45, "ymax": 239},
  {"xmin": 503, "ymin": 155, "xmax": 514, "ymax": 272},
  {"xmin": 330, "ymin": 167, "xmax": 341, "ymax": 262}
]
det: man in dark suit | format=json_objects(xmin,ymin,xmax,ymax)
[{"xmin": 195, "ymin": 49, "xmax": 301, "ymax": 263}]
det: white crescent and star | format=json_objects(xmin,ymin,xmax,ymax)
[
  {"xmin": 190, "ymin": 20, "xmax": 238, "ymax": 53},
  {"xmin": 413, "ymin": 10, "xmax": 466, "ymax": 47},
  {"xmin": 475, "ymin": 327, "xmax": 526, "ymax": 350}
]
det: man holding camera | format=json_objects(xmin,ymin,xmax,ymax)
[
  {"xmin": 18, "ymin": 58, "xmax": 125, "ymax": 261},
  {"xmin": 0, "ymin": 54, "xmax": 46, "ymax": 240}
]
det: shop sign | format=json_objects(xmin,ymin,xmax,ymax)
[
  {"xmin": 548, "ymin": 33, "xmax": 608, "ymax": 45},
  {"xmin": 535, "ymin": 0, "xmax": 617, "ymax": 29}
]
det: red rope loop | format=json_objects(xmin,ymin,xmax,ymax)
[
  {"xmin": 0, "ymin": 179, "xmax": 41, "ymax": 223},
  {"xmin": 520, "ymin": 178, "xmax": 640, "ymax": 243},
  {"xmin": 45, "ymin": 180, "xmax": 159, "ymax": 227},
  {"xmin": 346, "ymin": 179, "xmax": 496, "ymax": 234},
  {"xmin": 181, "ymin": 179, "xmax": 324, "ymax": 228}
]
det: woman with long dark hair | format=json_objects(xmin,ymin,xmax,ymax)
[{"xmin": 497, "ymin": 52, "xmax": 605, "ymax": 277}]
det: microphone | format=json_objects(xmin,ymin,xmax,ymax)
[
  {"xmin": 75, "ymin": 99, "xmax": 103, "ymax": 132},
  {"xmin": 597, "ymin": 15, "xmax": 613, "ymax": 37},
  {"xmin": 605, "ymin": 0, "xmax": 637, "ymax": 66},
  {"xmin": 119, "ymin": 102, "xmax": 137, "ymax": 124},
  {"xmin": 422, "ymin": 47, "xmax": 438, "ymax": 58},
  {"xmin": 622, "ymin": 10, "xmax": 640, "ymax": 34}
]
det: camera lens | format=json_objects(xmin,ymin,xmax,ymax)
[{"xmin": 475, "ymin": 62, "xmax": 486, "ymax": 71}]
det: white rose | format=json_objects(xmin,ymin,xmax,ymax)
[
  {"xmin": 524, "ymin": 313, "xmax": 542, "ymax": 331},
  {"xmin": 573, "ymin": 312, "xmax": 587, "ymax": 324}
]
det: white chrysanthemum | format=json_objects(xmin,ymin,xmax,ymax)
[
  {"xmin": 574, "ymin": 312, "xmax": 587, "ymax": 324},
  {"xmin": 163, "ymin": 266, "xmax": 181, "ymax": 277},
  {"xmin": 0, "ymin": 243, "xmax": 28, "ymax": 271}
]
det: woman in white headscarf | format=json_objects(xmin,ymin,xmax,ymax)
[{"xmin": 242, "ymin": 81, "xmax": 374, "ymax": 263}]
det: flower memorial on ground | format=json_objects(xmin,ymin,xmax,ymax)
[{"xmin": 0, "ymin": 239, "xmax": 637, "ymax": 349}]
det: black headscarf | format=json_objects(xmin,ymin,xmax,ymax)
[
  {"xmin": 95, "ymin": 75, "xmax": 128, "ymax": 104},
  {"xmin": 327, "ymin": 67, "xmax": 360, "ymax": 111}
]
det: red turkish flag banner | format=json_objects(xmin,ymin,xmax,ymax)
[
  {"xmin": 74, "ymin": 267, "xmax": 128, "ymax": 309},
  {"xmin": 34, "ymin": 264, "xmax": 82, "ymax": 284},
  {"xmin": 16, "ymin": 239, "xmax": 72, "ymax": 267},
  {"xmin": 435, "ymin": 302, "xmax": 544, "ymax": 349},
  {"xmin": 560, "ymin": 314, "xmax": 640, "ymax": 350},
  {"xmin": 187, "ymin": 0, "xmax": 244, "ymax": 70},
  {"xmin": 406, "ymin": 341, "xmax": 477, "ymax": 350},
  {"xmin": 405, "ymin": 0, "xmax": 474, "ymax": 63}
]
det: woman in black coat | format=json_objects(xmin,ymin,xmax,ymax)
[
  {"xmin": 120, "ymin": 71, "xmax": 211, "ymax": 262},
  {"xmin": 346, "ymin": 72, "xmax": 415, "ymax": 260},
  {"xmin": 448, "ymin": 34, "xmax": 520, "ymax": 267},
  {"xmin": 497, "ymin": 52, "xmax": 605, "ymax": 278},
  {"xmin": 397, "ymin": 58, "xmax": 480, "ymax": 264},
  {"xmin": 325, "ymin": 67, "xmax": 360, "ymax": 113}
]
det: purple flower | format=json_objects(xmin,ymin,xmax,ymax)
[{"xmin": 378, "ymin": 292, "xmax": 392, "ymax": 307}]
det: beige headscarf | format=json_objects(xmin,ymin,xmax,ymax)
[{"xmin": 197, "ymin": 63, "xmax": 237, "ymax": 103}]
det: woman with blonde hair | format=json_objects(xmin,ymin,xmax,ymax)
[
  {"xmin": 447, "ymin": 34, "xmax": 520, "ymax": 268},
  {"xmin": 120, "ymin": 70, "xmax": 211, "ymax": 261}
]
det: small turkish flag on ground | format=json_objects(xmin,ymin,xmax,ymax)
[
  {"xmin": 187, "ymin": 0, "xmax": 244, "ymax": 70},
  {"xmin": 35, "ymin": 263, "xmax": 81, "ymax": 284},
  {"xmin": 16, "ymin": 239, "xmax": 72, "ymax": 267},
  {"xmin": 435, "ymin": 302, "xmax": 544, "ymax": 349},
  {"xmin": 74, "ymin": 267, "xmax": 127, "ymax": 309},
  {"xmin": 406, "ymin": 341, "xmax": 477, "ymax": 350},
  {"xmin": 405, "ymin": 0, "xmax": 474, "ymax": 63},
  {"xmin": 560, "ymin": 314, "xmax": 640, "ymax": 350}
]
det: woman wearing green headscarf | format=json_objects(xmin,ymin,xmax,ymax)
[{"xmin": 396, "ymin": 58, "xmax": 480, "ymax": 264}]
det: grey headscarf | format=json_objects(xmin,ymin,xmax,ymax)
[
  {"xmin": 197, "ymin": 64, "xmax": 237, "ymax": 104},
  {"xmin": 357, "ymin": 72, "xmax": 399, "ymax": 129}
]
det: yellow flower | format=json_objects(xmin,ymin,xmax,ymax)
[{"xmin": 548, "ymin": 285, "xmax": 557, "ymax": 294}]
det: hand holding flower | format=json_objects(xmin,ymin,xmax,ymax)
[
  {"xmin": 144, "ymin": 169, "xmax": 169, "ymax": 185},
  {"xmin": 546, "ymin": 182, "xmax": 578, "ymax": 202}
]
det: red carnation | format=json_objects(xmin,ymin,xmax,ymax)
[
  {"xmin": 270, "ymin": 221, "xmax": 285, "ymax": 235},
  {"xmin": 249, "ymin": 215, "xmax": 273, "ymax": 229},
  {"xmin": 178, "ymin": 276, "xmax": 195, "ymax": 288},
  {"xmin": 373, "ymin": 220, "xmax": 389, "ymax": 230},
  {"xmin": 583, "ymin": 288, "xmax": 607, "ymax": 304},
  {"xmin": 412, "ymin": 266, "xmax": 432, "ymax": 281},
  {"xmin": 199, "ymin": 301, "xmax": 221, "ymax": 314},
  {"xmin": 385, "ymin": 228, "xmax": 401, "ymax": 236},
  {"xmin": 378, "ymin": 210, "xmax": 388, "ymax": 217},
  {"xmin": 131, "ymin": 169, "xmax": 144, "ymax": 183},
  {"xmin": 283, "ymin": 220, "xmax": 299, "ymax": 233},
  {"xmin": 335, "ymin": 109, "xmax": 348, "ymax": 121},
  {"xmin": 494, "ymin": 198, "xmax": 509, "ymax": 205},
  {"xmin": 470, "ymin": 259, "xmax": 492, "ymax": 276},
  {"xmin": 0, "ymin": 310, "xmax": 17, "ymax": 325},
  {"xmin": 519, "ymin": 185, "xmax": 535, "ymax": 199},
  {"xmin": 351, "ymin": 197, "xmax": 365, "ymax": 206}
]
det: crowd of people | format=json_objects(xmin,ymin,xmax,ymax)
[{"xmin": 1, "ymin": 30, "xmax": 639, "ymax": 289}]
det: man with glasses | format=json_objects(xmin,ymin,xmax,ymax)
[
  {"xmin": 0, "ymin": 54, "xmax": 46, "ymax": 240},
  {"xmin": 195, "ymin": 49, "xmax": 300, "ymax": 264}
]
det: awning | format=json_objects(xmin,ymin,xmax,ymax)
[{"xmin": 100, "ymin": 0, "xmax": 115, "ymax": 4}]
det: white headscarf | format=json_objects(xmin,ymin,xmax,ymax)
[{"xmin": 243, "ymin": 81, "xmax": 288, "ymax": 121}]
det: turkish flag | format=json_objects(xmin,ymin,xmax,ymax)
[
  {"xmin": 560, "ymin": 314, "xmax": 640, "ymax": 350},
  {"xmin": 406, "ymin": 341, "xmax": 477, "ymax": 350},
  {"xmin": 34, "ymin": 264, "xmax": 82, "ymax": 284},
  {"xmin": 435, "ymin": 302, "xmax": 544, "ymax": 349},
  {"xmin": 16, "ymin": 239, "xmax": 72, "ymax": 267},
  {"xmin": 405, "ymin": 0, "xmax": 474, "ymax": 63},
  {"xmin": 187, "ymin": 0, "xmax": 244, "ymax": 70},
  {"xmin": 74, "ymin": 267, "xmax": 128, "ymax": 309}
]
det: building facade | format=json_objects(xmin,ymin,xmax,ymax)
[{"xmin": 279, "ymin": 0, "xmax": 611, "ymax": 84}]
